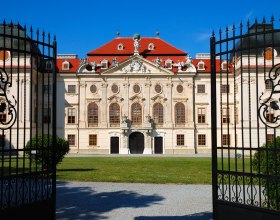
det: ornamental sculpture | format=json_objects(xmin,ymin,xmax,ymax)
[
  {"xmin": 0, "ymin": 68, "xmax": 17, "ymax": 130},
  {"xmin": 258, "ymin": 63, "xmax": 280, "ymax": 128},
  {"xmin": 133, "ymin": 33, "xmax": 141, "ymax": 55}
]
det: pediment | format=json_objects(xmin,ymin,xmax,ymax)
[
  {"xmin": 151, "ymin": 94, "xmax": 167, "ymax": 101},
  {"xmin": 129, "ymin": 94, "xmax": 145, "ymax": 101},
  {"xmin": 102, "ymin": 55, "xmax": 174, "ymax": 75},
  {"xmin": 108, "ymin": 94, "xmax": 123, "ymax": 102}
]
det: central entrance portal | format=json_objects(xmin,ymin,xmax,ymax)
[{"xmin": 129, "ymin": 132, "xmax": 144, "ymax": 154}]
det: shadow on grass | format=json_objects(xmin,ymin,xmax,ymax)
[
  {"xmin": 56, "ymin": 181, "xmax": 164, "ymax": 219},
  {"xmin": 135, "ymin": 212, "xmax": 213, "ymax": 220},
  {"xmin": 57, "ymin": 168, "xmax": 96, "ymax": 172}
]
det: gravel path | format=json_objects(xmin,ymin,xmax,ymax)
[{"xmin": 56, "ymin": 181, "xmax": 213, "ymax": 220}]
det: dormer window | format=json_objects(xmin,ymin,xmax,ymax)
[
  {"xmin": 62, "ymin": 61, "xmax": 70, "ymax": 71},
  {"xmin": 197, "ymin": 60, "xmax": 205, "ymax": 70},
  {"xmin": 263, "ymin": 47, "xmax": 277, "ymax": 60},
  {"xmin": 45, "ymin": 60, "xmax": 53, "ymax": 72},
  {"xmin": 148, "ymin": 43, "xmax": 155, "ymax": 50},
  {"xmin": 117, "ymin": 43, "xmax": 124, "ymax": 50},
  {"xmin": 165, "ymin": 59, "xmax": 172, "ymax": 69},
  {"xmin": 221, "ymin": 61, "xmax": 228, "ymax": 71},
  {"xmin": 101, "ymin": 60, "xmax": 108, "ymax": 69}
]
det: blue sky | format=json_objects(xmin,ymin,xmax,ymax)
[{"xmin": 2, "ymin": 0, "xmax": 280, "ymax": 58}]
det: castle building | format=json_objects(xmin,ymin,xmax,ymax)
[
  {"xmin": 56, "ymin": 33, "xmax": 232, "ymax": 154},
  {"xmin": 1, "ymin": 26, "xmax": 279, "ymax": 155}
]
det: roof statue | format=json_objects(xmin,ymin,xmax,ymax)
[{"xmin": 133, "ymin": 33, "xmax": 141, "ymax": 55}]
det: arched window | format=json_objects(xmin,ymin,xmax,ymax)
[
  {"xmin": 153, "ymin": 103, "xmax": 163, "ymax": 125},
  {"xmin": 131, "ymin": 103, "xmax": 142, "ymax": 125},
  {"xmin": 175, "ymin": 102, "xmax": 185, "ymax": 125},
  {"xmin": 88, "ymin": 103, "xmax": 98, "ymax": 127},
  {"xmin": 109, "ymin": 103, "xmax": 120, "ymax": 127}
]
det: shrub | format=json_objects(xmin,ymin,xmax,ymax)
[
  {"xmin": 252, "ymin": 136, "xmax": 280, "ymax": 210},
  {"xmin": 25, "ymin": 135, "xmax": 69, "ymax": 168}
]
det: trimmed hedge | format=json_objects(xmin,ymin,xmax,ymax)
[
  {"xmin": 252, "ymin": 136, "xmax": 280, "ymax": 210},
  {"xmin": 25, "ymin": 135, "xmax": 69, "ymax": 168}
]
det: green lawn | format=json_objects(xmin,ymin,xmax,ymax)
[
  {"xmin": 56, "ymin": 157, "xmax": 250, "ymax": 184},
  {"xmin": 1, "ymin": 156, "xmax": 251, "ymax": 184}
]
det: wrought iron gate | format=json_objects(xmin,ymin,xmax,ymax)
[
  {"xmin": 211, "ymin": 17, "xmax": 280, "ymax": 219},
  {"xmin": 0, "ymin": 21, "xmax": 57, "ymax": 219}
]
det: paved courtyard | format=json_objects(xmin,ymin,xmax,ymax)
[{"xmin": 56, "ymin": 181, "xmax": 213, "ymax": 220}]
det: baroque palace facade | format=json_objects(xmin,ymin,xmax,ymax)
[
  {"xmin": 57, "ymin": 33, "xmax": 234, "ymax": 154},
  {"xmin": 1, "ymin": 26, "xmax": 279, "ymax": 154}
]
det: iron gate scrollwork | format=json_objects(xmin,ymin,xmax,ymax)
[
  {"xmin": 0, "ymin": 20, "xmax": 57, "ymax": 219},
  {"xmin": 211, "ymin": 17, "xmax": 280, "ymax": 220}
]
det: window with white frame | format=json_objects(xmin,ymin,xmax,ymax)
[
  {"xmin": 101, "ymin": 60, "xmax": 108, "ymax": 69},
  {"xmin": 198, "ymin": 134, "xmax": 206, "ymax": 146},
  {"xmin": 62, "ymin": 61, "xmax": 70, "ymax": 71},
  {"xmin": 222, "ymin": 107, "xmax": 230, "ymax": 123},
  {"xmin": 89, "ymin": 134, "xmax": 97, "ymax": 146},
  {"xmin": 177, "ymin": 134, "xmax": 184, "ymax": 146},
  {"xmin": 43, "ymin": 108, "xmax": 51, "ymax": 124},
  {"xmin": 68, "ymin": 108, "xmax": 76, "ymax": 124},
  {"xmin": 165, "ymin": 59, "xmax": 172, "ymax": 69},
  {"xmin": 197, "ymin": 61, "xmax": 205, "ymax": 70},
  {"xmin": 221, "ymin": 61, "xmax": 228, "ymax": 70},
  {"xmin": 198, "ymin": 108, "xmax": 206, "ymax": 123},
  {"xmin": 148, "ymin": 43, "xmax": 155, "ymax": 50},
  {"xmin": 197, "ymin": 84, "xmax": 205, "ymax": 93},
  {"xmin": 222, "ymin": 134, "xmax": 230, "ymax": 146},
  {"xmin": 175, "ymin": 102, "xmax": 185, "ymax": 125},
  {"xmin": 67, "ymin": 85, "xmax": 76, "ymax": 93},
  {"xmin": 67, "ymin": 134, "xmax": 75, "ymax": 146},
  {"xmin": 117, "ymin": 43, "xmax": 124, "ymax": 50}
]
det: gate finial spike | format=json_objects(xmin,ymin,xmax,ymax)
[
  {"xmin": 271, "ymin": 15, "xmax": 275, "ymax": 23},
  {"xmin": 212, "ymin": 30, "xmax": 215, "ymax": 37},
  {"xmin": 239, "ymin": 21, "xmax": 243, "ymax": 28},
  {"xmin": 232, "ymin": 24, "xmax": 236, "ymax": 31},
  {"xmin": 3, "ymin": 19, "xmax": 6, "ymax": 25},
  {"xmin": 254, "ymin": 18, "xmax": 258, "ymax": 25},
  {"xmin": 247, "ymin": 19, "xmax": 250, "ymax": 28},
  {"xmin": 262, "ymin": 17, "xmax": 266, "ymax": 24}
]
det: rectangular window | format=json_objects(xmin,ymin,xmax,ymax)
[
  {"xmin": 198, "ymin": 134, "xmax": 206, "ymax": 146},
  {"xmin": 221, "ymin": 84, "xmax": 229, "ymax": 93},
  {"xmin": 266, "ymin": 112, "xmax": 274, "ymax": 123},
  {"xmin": 0, "ymin": 112, "xmax": 6, "ymax": 123},
  {"xmin": 177, "ymin": 134, "xmax": 184, "ymax": 146},
  {"xmin": 235, "ymin": 107, "xmax": 238, "ymax": 123},
  {"xmin": 197, "ymin": 84, "xmax": 205, "ymax": 93},
  {"xmin": 265, "ymin": 80, "xmax": 272, "ymax": 90},
  {"xmin": 68, "ymin": 108, "xmax": 76, "ymax": 124},
  {"xmin": 222, "ymin": 108, "xmax": 230, "ymax": 123},
  {"xmin": 43, "ymin": 108, "xmax": 51, "ymax": 124},
  {"xmin": 222, "ymin": 134, "xmax": 230, "ymax": 146},
  {"xmin": 68, "ymin": 134, "xmax": 75, "ymax": 146},
  {"xmin": 0, "ymin": 135, "xmax": 5, "ymax": 148},
  {"xmin": 89, "ymin": 134, "xmax": 97, "ymax": 146},
  {"xmin": 43, "ymin": 85, "xmax": 52, "ymax": 94},
  {"xmin": 68, "ymin": 85, "xmax": 76, "ymax": 93},
  {"xmin": 198, "ymin": 108, "xmax": 206, "ymax": 123},
  {"xmin": 267, "ymin": 134, "xmax": 274, "ymax": 144}
]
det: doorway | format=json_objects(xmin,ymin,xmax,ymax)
[
  {"xmin": 110, "ymin": 137, "xmax": 119, "ymax": 154},
  {"xmin": 154, "ymin": 137, "xmax": 163, "ymax": 154},
  {"xmin": 129, "ymin": 132, "xmax": 144, "ymax": 154}
]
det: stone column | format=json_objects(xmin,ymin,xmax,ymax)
[{"xmin": 100, "ymin": 82, "xmax": 108, "ymax": 127}]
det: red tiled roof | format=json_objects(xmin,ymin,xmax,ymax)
[
  {"xmin": 57, "ymin": 58, "xmax": 81, "ymax": 72},
  {"xmin": 87, "ymin": 37, "xmax": 186, "ymax": 56}
]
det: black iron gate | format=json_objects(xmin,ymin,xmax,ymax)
[
  {"xmin": 0, "ymin": 21, "xmax": 57, "ymax": 219},
  {"xmin": 211, "ymin": 17, "xmax": 280, "ymax": 219}
]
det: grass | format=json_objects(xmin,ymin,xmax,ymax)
[
  {"xmin": 56, "ymin": 157, "xmax": 250, "ymax": 184},
  {"xmin": 1, "ymin": 156, "xmax": 251, "ymax": 184}
]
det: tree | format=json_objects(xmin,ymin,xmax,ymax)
[
  {"xmin": 25, "ymin": 135, "xmax": 69, "ymax": 168},
  {"xmin": 252, "ymin": 136, "xmax": 280, "ymax": 210}
]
